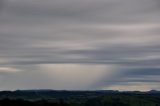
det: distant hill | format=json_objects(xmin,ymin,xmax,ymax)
[{"xmin": 0, "ymin": 89, "xmax": 160, "ymax": 100}]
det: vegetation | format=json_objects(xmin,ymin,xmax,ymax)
[{"xmin": 0, "ymin": 90, "xmax": 160, "ymax": 106}]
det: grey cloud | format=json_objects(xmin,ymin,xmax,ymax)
[
  {"xmin": 2, "ymin": 0, "xmax": 160, "ymax": 24},
  {"xmin": 0, "ymin": 0, "xmax": 160, "ymax": 90},
  {"xmin": 93, "ymin": 67, "xmax": 160, "ymax": 90},
  {"xmin": 0, "ymin": 0, "xmax": 4, "ymax": 11}
]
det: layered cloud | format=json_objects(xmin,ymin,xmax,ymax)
[{"xmin": 0, "ymin": 0, "xmax": 160, "ymax": 91}]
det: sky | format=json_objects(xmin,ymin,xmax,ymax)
[{"xmin": 0, "ymin": 0, "xmax": 160, "ymax": 91}]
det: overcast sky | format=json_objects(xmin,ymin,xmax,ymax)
[{"xmin": 0, "ymin": 0, "xmax": 160, "ymax": 91}]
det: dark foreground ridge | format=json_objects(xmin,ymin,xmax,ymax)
[{"xmin": 0, "ymin": 90, "xmax": 160, "ymax": 106}]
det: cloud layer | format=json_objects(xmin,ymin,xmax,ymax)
[{"xmin": 0, "ymin": 0, "xmax": 160, "ymax": 91}]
